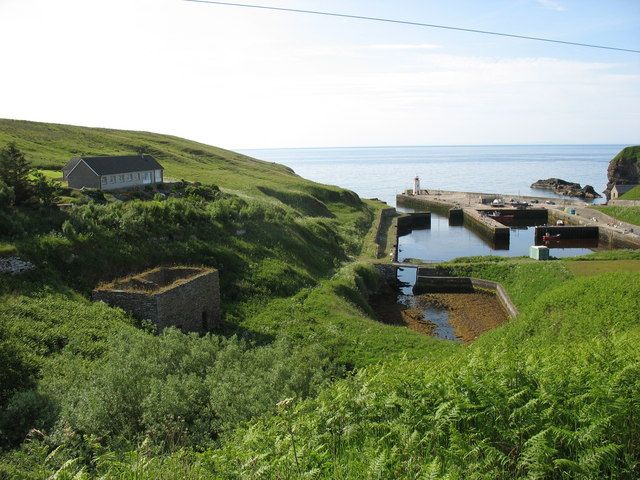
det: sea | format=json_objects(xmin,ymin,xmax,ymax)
[{"xmin": 240, "ymin": 145, "xmax": 626, "ymax": 261}]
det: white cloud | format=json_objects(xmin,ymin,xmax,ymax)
[
  {"xmin": 536, "ymin": 0, "xmax": 566, "ymax": 12},
  {"xmin": 0, "ymin": 0, "xmax": 637, "ymax": 148}
]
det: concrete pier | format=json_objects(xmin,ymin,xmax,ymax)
[
  {"xmin": 396, "ymin": 190, "xmax": 640, "ymax": 252},
  {"xmin": 462, "ymin": 208, "xmax": 511, "ymax": 247},
  {"xmin": 547, "ymin": 208, "xmax": 640, "ymax": 249},
  {"xmin": 397, "ymin": 212, "xmax": 431, "ymax": 236},
  {"xmin": 448, "ymin": 208, "xmax": 464, "ymax": 226}
]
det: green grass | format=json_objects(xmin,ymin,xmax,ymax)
[
  {"xmin": 235, "ymin": 263, "xmax": 459, "ymax": 369},
  {"xmin": 620, "ymin": 185, "xmax": 640, "ymax": 200},
  {"xmin": 2, "ymin": 122, "xmax": 640, "ymax": 478},
  {"xmin": 0, "ymin": 119, "xmax": 357, "ymax": 214},
  {"xmin": 565, "ymin": 259, "xmax": 640, "ymax": 276},
  {"xmin": 23, "ymin": 267, "xmax": 638, "ymax": 479},
  {"xmin": 34, "ymin": 169, "xmax": 63, "ymax": 181},
  {"xmin": 594, "ymin": 206, "xmax": 640, "ymax": 226}
]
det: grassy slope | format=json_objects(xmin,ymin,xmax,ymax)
[
  {"xmin": 0, "ymin": 119, "xmax": 438, "ymax": 396},
  {"xmin": 565, "ymin": 259, "xmax": 640, "ymax": 276},
  {"xmin": 595, "ymin": 206, "xmax": 640, "ymax": 226},
  {"xmin": 2, "ymin": 120, "xmax": 640, "ymax": 477},
  {"xmin": 0, "ymin": 120, "xmax": 451, "ymax": 477},
  {"xmin": 207, "ymin": 263, "xmax": 640, "ymax": 479},
  {"xmin": 620, "ymin": 185, "xmax": 640, "ymax": 200},
  {"xmin": 40, "ymin": 255, "xmax": 640, "ymax": 478},
  {"xmin": 0, "ymin": 119, "xmax": 343, "ymax": 199}
]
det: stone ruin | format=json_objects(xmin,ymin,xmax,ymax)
[
  {"xmin": 0, "ymin": 257, "xmax": 35, "ymax": 275},
  {"xmin": 92, "ymin": 266, "xmax": 220, "ymax": 333}
]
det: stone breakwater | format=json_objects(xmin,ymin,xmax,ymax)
[{"xmin": 0, "ymin": 257, "xmax": 35, "ymax": 275}]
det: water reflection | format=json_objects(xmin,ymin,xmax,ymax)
[
  {"xmin": 397, "ymin": 209, "xmax": 594, "ymax": 262},
  {"xmin": 396, "ymin": 267, "xmax": 457, "ymax": 341}
]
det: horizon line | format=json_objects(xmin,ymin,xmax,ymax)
[{"xmin": 238, "ymin": 143, "xmax": 633, "ymax": 151}]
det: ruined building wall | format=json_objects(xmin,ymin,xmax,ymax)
[
  {"xmin": 155, "ymin": 270, "xmax": 220, "ymax": 332},
  {"xmin": 92, "ymin": 267, "xmax": 220, "ymax": 334},
  {"xmin": 92, "ymin": 290, "xmax": 158, "ymax": 323}
]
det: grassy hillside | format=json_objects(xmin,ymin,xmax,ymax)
[
  {"xmin": 1, "ymin": 120, "xmax": 639, "ymax": 478},
  {"xmin": 0, "ymin": 119, "xmax": 362, "ymax": 216},
  {"xmin": 595, "ymin": 206, "xmax": 640, "ymax": 226},
  {"xmin": 4, "ymin": 256, "xmax": 638, "ymax": 479},
  {"xmin": 0, "ymin": 120, "xmax": 446, "ymax": 477},
  {"xmin": 620, "ymin": 185, "xmax": 640, "ymax": 200}
]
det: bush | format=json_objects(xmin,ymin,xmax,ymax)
[
  {"xmin": 0, "ymin": 390, "xmax": 57, "ymax": 449},
  {"xmin": 49, "ymin": 330, "xmax": 333, "ymax": 451},
  {"xmin": 0, "ymin": 178, "xmax": 15, "ymax": 209}
]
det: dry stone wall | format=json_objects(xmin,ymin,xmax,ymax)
[{"xmin": 92, "ymin": 267, "xmax": 220, "ymax": 333}]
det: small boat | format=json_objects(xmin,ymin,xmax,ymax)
[
  {"xmin": 487, "ymin": 211, "xmax": 514, "ymax": 220},
  {"xmin": 543, "ymin": 233, "xmax": 562, "ymax": 241}
]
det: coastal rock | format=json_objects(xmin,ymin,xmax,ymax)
[
  {"xmin": 605, "ymin": 146, "xmax": 640, "ymax": 198},
  {"xmin": 530, "ymin": 178, "xmax": 602, "ymax": 198}
]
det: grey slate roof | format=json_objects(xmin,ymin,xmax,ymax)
[
  {"xmin": 75, "ymin": 155, "xmax": 163, "ymax": 176},
  {"xmin": 62, "ymin": 157, "xmax": 82, "ymax": 173},
  {"xmin": 613, "ymin": 184, "xmax": 639, "ymax": 194}
]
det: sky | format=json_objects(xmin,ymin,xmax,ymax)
[{"xmin": 0, "ymin": 0, "xmax": 639, "ymax": 148}]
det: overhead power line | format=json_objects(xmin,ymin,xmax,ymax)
[{"xmin": 183, "ymin": 0, "xmax": 640, "ymax": 54}]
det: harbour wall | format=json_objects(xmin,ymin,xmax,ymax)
[
  {"xmin": 393, "ymin": 212, "xmax": 432, "ymax": 261},
  {"xmin": 548, "ymin": 209, "xmax": 640, "ymax": 249},
  {"xmin": 372, "ymin": 207, "xmax": 397, "ymax": 259},
  {"xmin": 534, "ymin": 226, "xmax": 599, "ymax": 243},
  {"xmin": 397, "ymin": 193, "xmax": 547, "ymax": 246}
]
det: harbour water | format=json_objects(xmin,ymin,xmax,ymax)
[{"xmin": 242, "ymin": 144, "xmax": 624, "ymax": 261}]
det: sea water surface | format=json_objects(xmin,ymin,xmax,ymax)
[
  {"xmin": 241, "ymin": 145, "xmax": 625, "ymax": 261},
  {"xmin": 241, "ymin": 145, "xmax": 622, "ymax": 206}
]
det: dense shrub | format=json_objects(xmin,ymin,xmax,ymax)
[
  {"xmin": 0, "ymin": 178, "xmax": 14, "ymax": 208},
  {"xmin": 44, "ymin": 330, "xmax": 335, "ymax": 452},
  {"xmin": 209, "ymin": 274, "xmax": 640, "ymax": 479}
]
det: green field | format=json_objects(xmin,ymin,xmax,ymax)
[
  {"xmin": 595, "ymin": 205, "xmax": 640, "ymax": 226},
  {"xmin": 1, "ymin": 124, "xmax": 640, "ymax": 479},
  {"xmin": 565, "ymin": 259, "xmax": 640, "ymax": 276}
]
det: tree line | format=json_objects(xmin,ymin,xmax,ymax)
[{"xmin": 0, "ymin": 143, "xmax": 58, "ymax": 208}]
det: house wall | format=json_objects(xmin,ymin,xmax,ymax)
[
  {"xmin": 100, "ymin": 170, "xmax": 163, "ymax": 191},
  {"xmin": 67, "ymin": 162, "xmax": 100, "ymax": 189}
]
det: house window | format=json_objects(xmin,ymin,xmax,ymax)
[
  {"xmin": 101, "ymin": 177, "xmax": 107, "ymax": 184},
  {"xmin": 136, "ymin": 173, "xmax": 140, "ymax": 180},
  {"xmin": 127, "ymin": 173, "xmax": 133, "ymax": 181},
  {"xmin": 155, "ymin": 169, "xmax": 162, "ymax": 181},
  {"xmin": 109, "ymin": 176, "xmax": 116, "ymax": 183},
  {"xmin": 118, "ymin": 175, "xmax": 124, "ymax": 182}
]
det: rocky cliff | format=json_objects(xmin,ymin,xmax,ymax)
[
  {"xmin": 605, "ymin": 146, "xmax": 640, "ymax": 198},
  {"xmin": 530, "ymin": 178, "xmax": 601, "ymax": 198}
]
